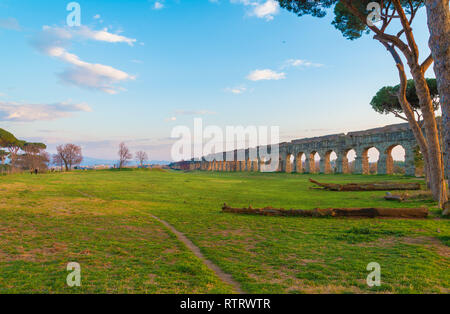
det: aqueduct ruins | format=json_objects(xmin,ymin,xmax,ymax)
[{"xmin": 172, "ymin": 122, "xmax": 419, "ymax": 176}]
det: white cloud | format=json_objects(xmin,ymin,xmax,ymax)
[
  {"xmin": 0, "ymin": 101, "xmax": 92, "ymax": 122},
  {"xmin": 247, "ymin": 69, "xmax": 285, "ymax": 81},
  {"xmin": 50, "ymin": 47, "xmax": 135, "ymax": 94},
  {"xmin": 231, "ymin": 0, "xmax": 279, "ymax": 21},
  {"xmin": 252, "ymin": 0, "xmax": 279, "ymax": 20},
  {"xmin": 225, "ymin": 86, "xmax": 247, "ymax": 94},
  {"xmin": 154, "ymin": 2, "xmax": 165, "ymax": 10},
  {"xmin": 76, "ymin": 26, "xmax": 136, "ymax": 46},
  {"xmin": 35, "ymin": 25, "xmax": 137, "ymax": 48},
  {"xmin": 283, "ymin": 59, "xmax": 324, "ymax": 68},
  {"xmin": 93, "ymin": 14, "xmax": 101, "ymax": 19},
  {"xmin": 33, "ymin": 26, "xmax": 136, "ymax": 94}
]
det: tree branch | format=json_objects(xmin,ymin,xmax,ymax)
[
  {"xmin": 392, "ymin": 0, "xmax": 420, "ymax": 63},
  {"xmin": 390, "ymin": 110, "xmax": 409, "ymax": 121},
  {"xmin": 421, "ymin": 53, "xmax": 434, "ymax": 72},
  {"xmin": 341, "ymin": 0, "xmax": 413, "ymax": 62}
]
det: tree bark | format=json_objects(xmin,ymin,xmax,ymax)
[
  {"xmin": 379, "ymin": 41, "xmax": 432, "ymax": 187},
  {"xmin": 425, "ymin": 0, "xmax": 450, "ymax": 215},
  {"xmin": 389, "ymin": 0, "xmax": 447, "ymax": 208},
  {"xmin": 410, "ymin": 64, "xmax": 448, "ymax": 206},
  {"xmin": 396, "ymin": 64, "xmax": 432, "ymax": 185}
]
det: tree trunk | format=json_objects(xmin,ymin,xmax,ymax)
[
  {"xmin": 410, "ymin": 65, "xmax": 448, "ymax": 207},
  {"xmin": 425, "ymin": 0, "xmax": 450, "ymax": 215},
  {"xmin": 395, "ymin": 63, "xmax": 430, "ymax": 182}
]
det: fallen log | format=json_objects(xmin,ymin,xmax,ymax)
[
  {"xmin": 384, "ymin": 192, "xmax": 406, "ymax": 202},
  {"xmin": 309, "ymin": 179, "xmax": 421, "ymax": 191},
  {"xmin": 222, "ymin": 204, "xmax": 428, "ymax": 219}
]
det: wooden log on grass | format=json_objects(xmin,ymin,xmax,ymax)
[
  {"xmin": 384, "ymin": 192, "xmax": 406, "ymax": 202},
  {"xmin": 309, "ymin": 179, "xmax": 421, "ymax": 191},
  {"xmin": 222, "ymin": 204, "xmax": 428, "ymax": 219}
]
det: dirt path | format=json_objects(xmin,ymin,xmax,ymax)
[
  {"xmin": 143, "ymin": 212, "xmax": 245, "ymax": 294},
  {"xmin": 73, "ymin": 189, "xmax": 244, "ymax": 293}
]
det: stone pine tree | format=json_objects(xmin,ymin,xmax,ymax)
[
  {"xmin": 0, "ymin": 150, "xmax": 8, "ymax": 165},
  {"xmin": 371, "ymin": 79, "xmax": 440, "ymax": 124},
  {"xmin": 21, "ymin": 143, "xmax": 49, "ymax": 172},
  {"xmin": 371, "ymin": 78, "xmax": 440, "ymax": 182},
  {"xmin": 277, "ymin": 0, "xmax": 448, "ymax": 212},
  {"xmin": 0, "ymin": 128, "xmax": 25, "ymax": 172}
]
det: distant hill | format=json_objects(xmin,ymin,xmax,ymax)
[{"xmin": 77, "ymin": 157, "xmax": 171, "ymax": 167}]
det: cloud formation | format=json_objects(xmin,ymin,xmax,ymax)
[
  {"xmin": 0, "ymin": 101, "xmax": 92, "ymax": 122},
  {"xmin": 283, "ymin": 59, "xmax": 324, "ymax": 68},
  {"xmin": 247, "ymin": 69, "xmax": 285, "ymax": 81},
  {"xmin": 154, "ymin": 1, "xmax": 165, "ymax": 10},
  {"xmin": 225, "ymin": 86, "xmax": 247, "ymax": 94},
  {"xmin": 231, "ymin": 0, "xmax": 279, "ymax": 21},
  {"xmin": 32, "ymin": 25, "xmax": 136, "ymax": 94}
]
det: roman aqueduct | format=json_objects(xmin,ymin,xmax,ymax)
[{"xmin": 172, "ymin": 122, "xmax": 419, "ymax": 176}]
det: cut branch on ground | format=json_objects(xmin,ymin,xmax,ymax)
[
  {"xmin": 222, "ymin": 204, "xmax": 428, "ymax": 219},
  {"xmin": 309, "ymin": 178, "xmax": 421, "ymax": 191}
]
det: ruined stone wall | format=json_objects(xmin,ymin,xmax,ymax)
[{"xmin": 172, "ymin": 123, "xmax": 420, "ymax": 176}]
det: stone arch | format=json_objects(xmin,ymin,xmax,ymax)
[
  {"xmin": 360, "ymin": 146, "xmax": 380, "ymax": 175},
  {"xmin": 246, "ymin": 159, "xmax": 252, "ymax": 172},
  {"xmin": 295, "ymin": 152, "xmax": 305, "ymax": 173},
  {"xmin": 285, "ymin": 153, "xmax": 294, "ymax": 173},
  {"xmin": 385, "ymin": 144, "xmax": 406, "ymax": 175},
  {"xmin": 307, "ymin": 151, "xmax": 320, "ymax": 173},
  {"xmin": 239, "ymin": 160, "xmax": 246, "ymax": 172},
  {"xmin": 259, "ymin": 156, "xmax": 269, "ymax": 172},
  {"xmin": 339, "ymin": 149, "xmax": 356, "ymax": 174},
  {"xmin": 320, "ymin": 150, "xmax": 337, "ymax": 174},
  {"xmin": 252, "ymin": 159, "xmax": 259, "ymax": 172},
  {"xmin": 277, "ymin": 155, "xmax": 284, "ymax": 172}
]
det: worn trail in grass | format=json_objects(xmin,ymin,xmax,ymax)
[{"xmin": 0, "ymin": 170, "xmax": 448, "ymax": 293}]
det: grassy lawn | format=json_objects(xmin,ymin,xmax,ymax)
[{"xmin": 0, "ymin": 169, "xmax": 448, "ymax": 293}]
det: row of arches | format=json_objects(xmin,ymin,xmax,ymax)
[
  {"xmin": 280, "ymin": 145, "xmax": 408, "ymax": 175},
  {"xmin": 199, "ymin": 144, "xmax": 416, "ymax": 176}
]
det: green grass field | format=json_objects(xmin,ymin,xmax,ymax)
[{"xmin": 0, "ymin": 169, "xmax": 448, "ymax": 294}]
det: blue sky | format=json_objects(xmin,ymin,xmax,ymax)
[{"xmin": 0, "ymin": 0, "xmax": 435, "ymax": 160}]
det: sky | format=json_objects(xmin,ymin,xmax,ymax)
[{"xmin": 0, "ymin": 0, "xmax": 436, "ymax": 162}]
